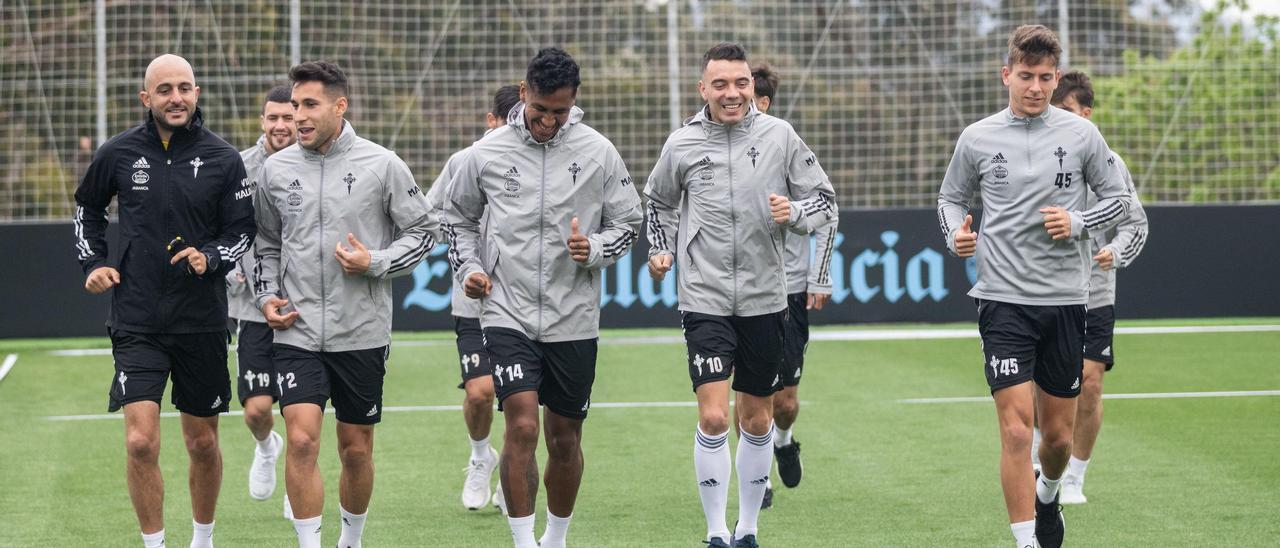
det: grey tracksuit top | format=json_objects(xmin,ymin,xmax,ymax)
[
  {"xmin": 1087, "ymin": 152, "xmax": 1149, "ymax": 309},
  {"xmin": 937, "ymin": 106, "xmax": 1134, "ymax": 306},
  {"xmin": 227, "ymin": 135, "xmax": 268, "ymax": 323},
  {"xmin": 444, "ymin": 104, "xmax": 643, "ymax": 342},
  {"xmin": 253, "ymin": 122, "xmax": 437, "ymax": 352},
  {"xmin": 425, "ymin": 146, "xmax": 481, "ymax": 319},
  {"xmin": 645, "ymin": 105, "xmax": 839, "ymax": 316}
]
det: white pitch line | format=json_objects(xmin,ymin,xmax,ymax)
[
  {"xmin": 42, "ymin": 324, "xmax": 1280, "ymax": 357},
  {"xmin": 43, "ymin": 400, "xmax": 703, "ymax": 422},
  {"xmin": 898, "ymin": 389, "xmax": 1280, "ymax": 404},
  {"xmin": 0, "ymin": 354, "xmax": 17, "ymax": 383}
]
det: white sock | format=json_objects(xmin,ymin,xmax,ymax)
[
  {"xmin": 773, "ymin": 425, "xmax": 793, "ymax": 448},
  {"xmin": 538, "ymin": 510, "xmax": 573, "ymax": 548},
  {"xmin": 337, "ymin": 506, "xmax": 366, "ymax": 548},
  {"xmin": 693, "ymin": 425, "xmax": 731, "ymax": 543},
  {"xmin": 190, "ymin": 520, "xmax": 214, "ymax": 548},
  {"xmin": 1037, "ymin": 470, "xmax": 1062, "ymax": 504},
  {"xmin": 470, "ymin": 435, "xmax": 492, "ymax": 463},
  {"xmin": 734, "ymin": 423, "xmax": 774, "ymax": 539},
  {"xmin": 1010, "ymin": 519, "xmax": 1035, "ymax": 548},
  {"xmin": 507, "ymin": 514, "xmax": 537, "ymax": 548},
  {"xmin": 1031, "ymin": 427, "xmax": 1042, "ymax": 466},
  {"xmin": 1066, "ymin": 455, "xmax": 1090, "ymax": 480},
  {"xmin": 255, "ymin": 431, "xmax": 276, "ymax": 455},
  {"xmin": 141, "ymin": 529, "xmax": 165, "ymax": 548},
  {"xmin": 292, "ymin": 516, "xmax": 322, "ymax": 548}
]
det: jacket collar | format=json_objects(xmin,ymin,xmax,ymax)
[
  {"xmin": 686, "ymin": 102, "xmax": 761, "ymax": 136},
  {"xmin": 143, "ymin": 106, "xmax": 205, "ymax": 146},
  {"xmin": 1004, "ymin": 105, "xmax": 1055, "ymax": 127},
  {"xmin": 302, "ymin": 119, "xmax": 357, "ymax": 159},
  {"xmin": 508, "ymin": 102, "xmax": 585, "ymax": 147}
]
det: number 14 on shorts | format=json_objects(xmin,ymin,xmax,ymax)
[{"xmin": 494, "ymin": 363, "xmax": 524, "ymax": 386}]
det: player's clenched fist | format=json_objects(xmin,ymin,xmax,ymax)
[
  {"xmin": 953, "ymin": 214, "xmax": 977, "ymax": 257},
  {"xmin": 648, "ymin": 253, "xmax": 673, "ymax": 281},
  {"xmin": 1040, "ymin": 206, "xmax": 1071, "ymax": 240},
  {"xmin": 567, "ymin": 217, "xmax": 591, "ymax": 263},
  {"xmin": 464, "ymin": 271, "xmax": 492, "ymax": 299},
  {"xmin": 85, "ymin": 266, "xmax": 121, "ymax": 294},
  {"xmin": 769, "ymin": 193, "xmax": 791, "ymax": 224}
]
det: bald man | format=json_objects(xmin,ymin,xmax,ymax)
[{"xmin": 74, "ymin": 53, "xmax": 256, "ymax": 548}]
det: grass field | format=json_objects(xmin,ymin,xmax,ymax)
[{"xmin": 1, "ymin": 319, "xmax": 1278, "ymax": 547}]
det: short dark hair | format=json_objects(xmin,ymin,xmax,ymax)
[
  {"xmin": 491, "ymin": 84, "xmax": 521, "ymax": 121},
  {"xmin": 1007, "ymin": 25, "xmax": 1062, "ymax": 68},
  {"xmin": 751, "ymin": 63, "xmax": 779, "ymax": 102},
  {"xmin": 264, "ymin": 84, "xmax": 292, "ymax": 106},
  {"xmin": 525, "ymin": 48, "xmax": 580, "ymax": 96},
  {"xmin": 1052, "ymin": 70, "xmax": 1094, "ymax": 109},
  {"xmin": 289, "ymin": 61, "xmax": 349, "ymax": 98},
  {"xmin": 702, "ymin": 42, "xmax": 748, "ymax": 70}
]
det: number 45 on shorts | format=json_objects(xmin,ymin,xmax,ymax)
[{"xmin": 989, "ymin": 355, "xmax": 1019, "ymax": 377}]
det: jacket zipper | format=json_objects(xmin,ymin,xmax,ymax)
[
  {"xmin": 318, "ymin": 154, "xmax": 327, "ymax": 351},
  {"xmin": 726, "ymin": 125, "xmax": 738, "ymax": 314},
  {"xmin": 537, "ymin": 145, "xmax": 546, "ymax": 338},
  {"xmin": 161, "ymin": 146, "xmax": 174, "ymax": 329}
]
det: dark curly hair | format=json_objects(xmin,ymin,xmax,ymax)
[
  {"xmin": 1052, "ymin": 70, "xmax": 1094, "ymax": 109},
  {"xmin": 751, "ymin": 63, "xmax": 779, "ymax": 103},
  {"xmin": 703, "ymin": 42, "xmax": 748, "ymax": 70},
  {"xmin": 289, "ymin": 61, "xmax": 349, "ymax": 98},
  {"xmin": 264, "ymin": 84, "xmax": 292, "ymax": 106},
  {"xmin": 526, "ymin": 48, "xmax": 580, "ymax": 96}
]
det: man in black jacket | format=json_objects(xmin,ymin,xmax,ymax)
[{"xmin": 73, "ymin": 53, "xmax": 255, "ymax": 548}]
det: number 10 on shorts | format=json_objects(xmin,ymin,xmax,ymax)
[{"xmin": 692, "ymin": 354, "xmax": 724, "ymax": 377}]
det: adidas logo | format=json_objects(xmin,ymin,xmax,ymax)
[
  {"xmin": 698, "ymin": 156, "xmax": 712, "ymax": 167},
  {"xmin": 211, "ymin": 396, "xmax": 222, "ymax": 409},
  {"xmin": 749, "ymin": 476, "xmax": 769, "ymax": 485},
  {"xmin": 287, "ymin": 179, "xmax": 302, "ymax": 190},
  {"xmin": 580, "ymin": 399, "xmax": 590, "ymax": 412},
  {"xmin": 698, "ymin": 478, "xmax": 720, "ymax": 487},
  {"xmin": 1102, "ymin": 345, "xmax": 1112, "ymax": 357},
  {"xmin": 366, "ymin": 404, "xmax": 378, "ymax": 417},
  {"xmin": 503, "ymin": 166, "xmax": 521, "ymax": 179},
  {"xmin": 1071, "ymin": 377, "xmax": 1081, "ymax": 390},
  {"xmin": 793, "ymin": 367, "xmax": 802, "ymax": 379},
  {"xmin": 991, "ymin": 152, "xmax": 1008, "ymax": 164},
  {"xmin": 132, "ymin": 157, "xmax": 151, "ymax": 169},
  {"xmin": 343, "ymin": 517, "xmax": 351, "ymax": 526}
]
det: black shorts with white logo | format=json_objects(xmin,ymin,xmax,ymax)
[
  {"xmin": 272, "ymin": 344, "xmax": 388, "ymax": 425},
  {"xmin": 235, "ymin": 320, "xmax": 278, "ymax": 404},
  {"xmin": 108, "ymin": 328, "xmax": 231, "ymax": 417},
  {"xmin": 1083, "ymin": 305, "xmax": 1116, "ymax": 370},
  {"xmin": 977, "ymin": 299, "xmax": 1086, "ymax": 398},
  {"xmin": 681, "ymin": 310, "xmax": 786, "ymax": 398},
  {"xmin": 781, "ymin": 293, "xmax": 810, "ymax": 387},
  {"xmin": 455, "ymin": 316, "xmax": 492, "ymax": 388},
  {"xmin": 483, "ymin": 327, "xmax": 597, "ymax": 420}
]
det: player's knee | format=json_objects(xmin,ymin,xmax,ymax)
[
  {"xmin": 338, "ymin": 441, "xmax": 373, "ymax": 467},
  {"xmin": 464, "ymin": 389, "xmax": 494, "ymax": 411},
  {"xmin": 1081, "ymin": 372, "xmax": 1104, "ymax": 398},
  {"xmin": 505, "ymin": 415, "xmax": 540, "ymax": 446},
  {"xmin": 698, "ymin": 410, "xmax": 730, "ymax": 436},
  {"xmin": 287, "ymin": 430, "xmax": 321, "ymax": 461},
  {"xmin": 183, "ymin": 430, "xmax": 219, "ymax": 461},
  {"xmin": 243, "ymin": 405, "xmax": 272, "ymax": 429},
  {"xmin": 774, "ymin": 398, "xmax": 799, "ymax": 423},
  {"xmin": 1039, "ymin": 428, "xmax": 1072, "ymax": 455},
  {"xmin": 739, "ymin": 413, "xmax": 772, "ymax": 437},
  {"xmin": 1000, "ymin": 421, "xmax": 1033, "ymax": 451},
  {"xmin": 125, "ymin": 431, "xmax": 160, "ymax": 463},
  {"xmin": 545, "ymin": 430, "xmax": 581, "ymax": 460}
]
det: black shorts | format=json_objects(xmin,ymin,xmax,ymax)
[
  {"xmin": 977, "ymin": 299, "xmax": 1086, "ymax": 398},
  {"xmin": 681, "ymin": 310, "xmax": 786, "ymax": 398},
  {"xmin": 272, "ymin": 344, "xmax": 388, "ymax": 425},
  {"xmin": 235, "ymin": 320, "xmax": 278, "ymax": 404},
  {"xmin": 455, "ymin": 316, "xmax": 492, "ymax": 388},
  {"xmin": 781, "ymin": 293, "xmax": 810, "ymax": 387},
  {"xmin": 1083, "ymin": 305, "xmax": 1116, "ymax": 370},
  {"xmin": 483, "ymin": 327, "xmax": 597, "ymax": 420},
  {"xmin": 108, "ymin": 328, "xmax": 231, "ymax": 417}
]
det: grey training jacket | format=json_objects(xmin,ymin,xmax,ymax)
[
  {"xmin": 425, "ymin": 146, "xmax": 481, "ymax": 319},
  {"xmin": 1087, "ymin": 152, "xmax": 1149, "ymax": 309},
  {"xmin": 254, "ymin": 122, "xmax": 437, "ymax": 352},
  {"xmin": 937, "ymin": 106, "xmax": 1134, "ymax": 306},
  {"xmin": 227, "ymin": 135, "xmax": 268, "ymax": 323},
  {"xmin": 444, "ymin": 104, "xmax": 643, "ymax": 342},
  {"xmin": 645, "ymin": 105, "xmax": 838, "ymax": 316}
]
